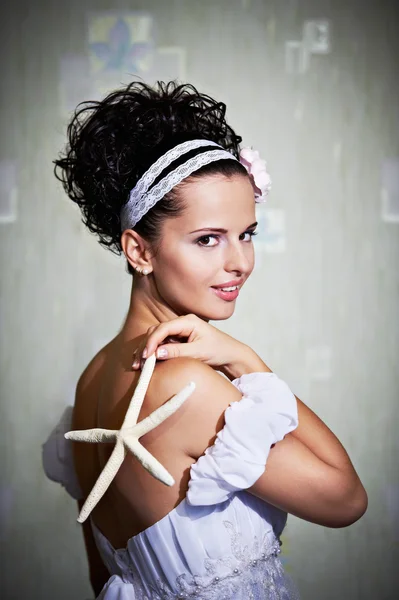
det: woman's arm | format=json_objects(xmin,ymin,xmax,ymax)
[
  {"xmin": 290, "ymin": 395, "xmax": 363, "ymax": 476},
  {"xmin": 157, "ymin": 356, "xmax": 367, "ymax": 528},
  {"xmin": 77, "ymin": 500, "xmax": 110, "ymax": 597},
  {"xmin": 248, "ymin": 431, "xmax": 368, "ymax": 528},
  {"xmin": 134, "ymin": 315, "xmax": 368, "ymax": 527},
  {"xmin": 224, "ymin": 347, "xmax": 368, "ymax": 526},
  {"xmin": 225, "ymin": 345, "xmax": 367, "ymax": 475}
]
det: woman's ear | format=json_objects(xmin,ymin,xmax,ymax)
[{"xmin": 121, "ymin": 229, "xmax": 152, "ymax": 272}]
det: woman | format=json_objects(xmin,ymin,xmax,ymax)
[{"xmin": 42, "ymin": 81, "xmax": 368, "ymax": 599}]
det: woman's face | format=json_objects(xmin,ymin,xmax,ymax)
[{"xmin": 151, "ymin": 174, "xmax": 257, "ymax": 321}]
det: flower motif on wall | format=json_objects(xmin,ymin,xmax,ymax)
[{"xmin": 89, "ymin": 17, "xmax": 154, "ymax": 74}]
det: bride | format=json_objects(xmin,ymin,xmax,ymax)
[{"xmin": 42, "ymin": 80, "xmax": 367, "ymax": 599}]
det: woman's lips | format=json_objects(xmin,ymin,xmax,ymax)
[{"xmin": 211, "ymin": 287, "xmax": 239, "ymax": 301}]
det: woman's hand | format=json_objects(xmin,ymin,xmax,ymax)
[{"xmin": 131, "ymin": 313, "xmax": 247, "ymax": 375}]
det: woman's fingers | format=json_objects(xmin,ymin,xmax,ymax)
[
  {"xmin": 153, "ymin": 341, "xmax": 197, "ymax": 361},
  {"xmin": 143, "ymin": 316, "xmax": 197, "ymax": 357},
  {"xmin": 131, "ymin": 337, "xmax": 173, "ymax": 370},
  {"xmin": 131, "ymin": 348, "xmax": 141, "ymax": 369},
  {"xmin": 132, "ymin": 315, "xmax": 199, "ymax": 370},
  {"xmin": 132, "ymin": 342, "xmax": 147, "ymax": 370}
]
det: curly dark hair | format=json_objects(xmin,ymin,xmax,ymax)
[{"xmin": 53, "ymin": 80, "xmax": 247, "ymax": 275}]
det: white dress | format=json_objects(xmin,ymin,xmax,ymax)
[{"xmin": 42, "ymin": 369, "xmax": 301, "ymax": 599}]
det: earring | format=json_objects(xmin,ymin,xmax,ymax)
[{"xmin": 135, "ymin": 267, "xmax": 150, "ymax": 276}]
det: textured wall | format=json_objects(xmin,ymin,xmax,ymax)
[{"xmin": 0, "ymin": 0, "xmax": 398, "ymax": 598}]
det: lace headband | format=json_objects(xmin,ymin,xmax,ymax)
[{"xmin": 120, "ymin": 139, "xmax": 271, "ymax": 230}]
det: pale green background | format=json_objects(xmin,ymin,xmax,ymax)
[{"xmin": 0, "ymin": 0, "xmax": 398, "ymax": 598}]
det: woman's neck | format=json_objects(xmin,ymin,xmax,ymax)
[{"xmin": 122, "ymin": 279, "xmax": 179, "ymax": 337}]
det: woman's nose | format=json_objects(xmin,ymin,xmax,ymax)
[{"xmin": 224, "ymin": 242, "xmax": 252, "ymax": 273}]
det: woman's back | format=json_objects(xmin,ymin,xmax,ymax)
[
  {"xmin": 72, "ymin": 334, "xmax": 235, "ymax": 550},
  {"xmin": 73, "ymin": 338, "xmax": 191, "ymax": 549}
]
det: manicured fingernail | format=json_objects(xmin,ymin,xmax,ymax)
[
  {"xmin": 142, "ymin": 348, "xmax": 147, "ymax": 358},
  {"xmin": 132, "ymin": 359, "xmax": 139, "ymax": 368},
  {"xmin": 157, "ymin": 348, "xmax": 167, "ymax": 358}
]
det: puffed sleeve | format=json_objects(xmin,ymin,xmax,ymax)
[
  {"xmin": 186, "ymin": 372, "xmax": 299, "ymax": 506},
  {"xmin": 96, "ymin": 575, "xmax": 136, "ymax": 599},
  {"xmin": 42, "ymin": 406, "xmax": 84, "ymax": 500}
]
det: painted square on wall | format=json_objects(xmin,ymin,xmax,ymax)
[
  {"xmin": 381, "ymin": 157, "xmax": 399, "ymax": 223},
  {"xmin": 254, "ymin": 207, "xmax": 286, "ymax": 253},
  {"xmin": 285, "ymin": 18, "xmax": 330, "ymax": 74},
  {"xmin": 305, "ymin": 345, "xmax": 332, "ymax": 381},
  {"xmin": 59, "ymin": 54, "xmax": 93, "ymax": 115},
  {"xmin": 303, "ymin": 20, "xmax": 331, "ymax": 54},
  {"xmin": 285, "ymin": 40, "xmax": 309, "ymax": 74},
  {"xmin": 88, "ymin": 12, "xmax": 155, "ymax": 79},
  {"xmin": 0, "ymin": 160, "xmax": 18, "ymax": 224},
  {"xmin": 59, "ymin": 12, "xmax": 186, "ymax": 116},
  {"xmin": 88, "ymin": 12, "xmax": 185, "ymax": 96}
]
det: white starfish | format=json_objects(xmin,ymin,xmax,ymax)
[{"xmin": 65, "ymin": 352, "xmax": 196, "ymax": 523}]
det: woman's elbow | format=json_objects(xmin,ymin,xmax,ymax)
[{"xmin": 330, "ymin": 480, "xmax": 368, "ymax": 528}]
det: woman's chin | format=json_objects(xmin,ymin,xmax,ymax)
[{"xmin": 206, "ymin": 304, "xmax": 236, "ymax": 321}]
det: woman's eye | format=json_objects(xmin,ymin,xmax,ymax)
[
  {"xmin": 196, "ymin": 231, "xmax": 258, "ymax": 247},
  {"xmin": 241, "ymin": 231, "xmax": 258, "ymax": 241},
  {"xmin": 197, "ymin": 235, "xmax": 218, "ymax": 247}
]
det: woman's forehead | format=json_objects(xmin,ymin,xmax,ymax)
[{"xmin": 175, "ymin": 175, "xmax": 255, "ymax": 225}]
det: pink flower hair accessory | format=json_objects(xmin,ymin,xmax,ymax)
[{"xmin": 239, "ymin": 147, "xmax": 272, "ymax": 202}]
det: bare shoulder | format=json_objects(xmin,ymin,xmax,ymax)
[
  {"xmin": 147, "ymin": 357, "xmax": 243, "ymax": 459},
  {"xmin": 148, "ymin": 356, "xmax": 242, "ymax": 405}
]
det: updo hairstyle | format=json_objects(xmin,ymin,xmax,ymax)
[{"xmin": 53, "ymin": 81, "xmax": 247, "ymax": 275}]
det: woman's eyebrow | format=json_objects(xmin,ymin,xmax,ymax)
[{"xmin": 189, "ymin": 221, "xmax": 258, "ymax": 234}]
